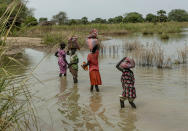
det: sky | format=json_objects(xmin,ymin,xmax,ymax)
[{"xmin": 27, "ymin": 0, "xmax": 188, "ymax": 20}]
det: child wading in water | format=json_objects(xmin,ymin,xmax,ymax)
[
  {"xmin": 116, "ymin": 57, "xmax": 136, "ymax": 108},
  {"xmin": 84, "ymin": 45, "xmax": 102, "ymax": 92},
  {"xmin": 55, "ymin": 42, "xmax": 68, "ymax": 77},
  {"xmin": 68, "ymin": 48, "xmax": 79, "ymax": 83}
]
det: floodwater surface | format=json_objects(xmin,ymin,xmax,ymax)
[{"xmin": 11, "ymin": 35, "xmax": 188, "ymax": 131}]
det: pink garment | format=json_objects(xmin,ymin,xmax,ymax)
[
  {"xmin": 58, "ymin": 49, "xmax": 67, "ymax": 74},
  {"xmin": 87, "ymin": 50, "xmax": 99, "ymax": 72},
  {"xmin": 87, "ymin": 38, "xmax": 98, "ymax": 50}
]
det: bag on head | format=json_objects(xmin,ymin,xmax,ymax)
[
  {"xmin": 68, "ymin": 36, "xmax": 80, "ymax": 50},
  {"xmin": 87, "ymin": 38, "xmax": 98, "ymax": 50},
  {"xmin": 120, "ymin": 57, "xmax": 135, "ymax": 69}
]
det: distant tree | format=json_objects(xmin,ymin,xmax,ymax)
[
  {"xmin": 123, "ymin": 12, "xmax": 144, "ymax": 23},
  {"xmin": 92, "ymin": 18, "xmax": 107, "ymax": 24},
  {"xmin": 68, "ymin": 19, "xmax": 77, "ymax": 25},
  {"xmin": 0, "ymin": 0, "xmax": 34, "ymax": 28},
  {"xmin": 108, "ymin": 18, "xmax": 114, "ymax": 24},
  {"xmin": 157, "ymin": 10, "xmax": 168, "ymax": 22},
  {"xmin": 81, "ymin": 17, "xmax": 89, "ymax": 24},
  {"xmin": 39, "ymin": 17, "xmax": 48, "ymax": 23},
  {"xmin": 52, "ymin": 11, "xmax": 67, "ymax": 25},
  {"xmin": 67, "ymin": 19, "xmax": 82, "ymax": 25},
  {"xmin": 113, "ymin": 16, "xmax": 123, "ymax": 23},
  {"xmin": 107, "ymin": 16, "xmax": 123, "ymax": 24},
  {"xmin": 146, "ymin": 13, "xmax": 157, "ymax": 22},
  {"xmin": 168, "ymin": 9, "xmax": 188, "ymax": 22},
  {"xmin": 23, "ymin": 16, "xmax": 38, "ymax": 26}
]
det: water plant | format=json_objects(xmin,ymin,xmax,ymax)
[
  {"xmin": 160, "ymin": 33, "xmax": 169, "ymax": 40},
  {"xmin": 123, "ymin": 42, "xmax": 187, "ymax": 68},
  {"xmin": 178, "ymin": 45, "xmax": 188, "ymax": 64},
  {"xmin": 124, "ymin": 41, "xmax": 143, "ymax": 51}
]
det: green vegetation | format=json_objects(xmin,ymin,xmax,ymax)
[
  {"xmin": 0, "ymin": 0, "xmax": 37, "ymax": 30},
  {"xmin": 0, "ymin": 1, "xmax": 38, "ymax": 130},
  {"xmin": 39, "ymin": 17, "xmax": 48, "ymax": 23},
  {"xmin": 23, "ymin": 16, "xmax": 38, "ymax": 26},
  {"xmin": 146, "ymin": 14, "xmax": 157, "ymax": 23},
  {"xmin": 123, "ymin": 41, "xmax": 188, "ymax": 68},
  {"xmin": 52, "ymin": 11, "xmax": 68, "ymax": 25},
  {"xmin": 38, "ymin": 9, "xmax": 188, "ymax": 25},
  {"xmin": 157, "ymin": 10, "xmax": 168, "ymax": 22},
  {"xmin": 1, "ymin": 1, "xmax": 188, "ymax": 48},
  {"xmin": 14, "ymin": 22, "xmax": 188, "ymax": 47},
  {"xmin": 42, "ymin": 33, "xmax": 66, "ymax": 46},
  {"xmin": 168, "ymin": 9, "xmax": 188, "ymax": 22},
  {"xmin": 123, "ymin": 12, "xmax": 144, "ymax": 23},
  {"xmin": 160, "ymin": 33, "xmax": 170, "ymax": 40}
]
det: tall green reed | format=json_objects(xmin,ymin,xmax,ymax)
[{"xmin": 0, "ymin": 0, "xmax": 39, "ymax": 130}]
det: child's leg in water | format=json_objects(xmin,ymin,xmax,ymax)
[
  {"xmin": 73, "ymin": 77, "xmax": 78, "ymax": 83},
  {"xmin": 59, "ymin": 73, "xmax": 62, "ymax": 77},
  {"xmin": 120, "ymin": 99, "xmax": 125, "ymax": 108},
  {"xmin": 70, "ymin": 67, "xmax": 78, "ymax": 83},
  {"xmin": 95, "ymin": 85, "xmax": 99, "ymax": 92},
  {"xmin": 119, "ymin": 95, "xmax": 126, "ymax": 108},
  {"xmin": 128, "ymin": 99, "xmax": 136, "ymax": 109}
]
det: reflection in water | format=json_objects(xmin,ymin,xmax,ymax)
[
  {"xmin": 58, "ymin": 84, "xmax": 82, "ymax": 130},
  {"xmin": 58, "ymin": 84, "xmax": 103, "ymax": 130},
  {"xmin": 118, "ymin": 109, "xmax": 137, "ymax": 131},
  {"xmin": 90, "ymin": 94, "xmax": 115, "ymax": 129},
  {"xmin": 90, "ymin": 93, "xmax": 102, "ymax": 112},
  {"xmin": 58, "ymin": 77, "xmax": 68, "ymax": 101}
]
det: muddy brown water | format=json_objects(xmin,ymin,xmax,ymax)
[{"xmin": 10, "ymin": 34, "xmax": 188, "ymax": 131}]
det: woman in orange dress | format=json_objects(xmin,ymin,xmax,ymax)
[{"xmin": 84, "ymin": 45, "xmax": 102, "ymax": 92}]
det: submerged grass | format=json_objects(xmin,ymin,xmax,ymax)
[
  {"xmin": 160, "ymin": 33, "xmax": 170, "ymax": 40},
  {"xmin": 124, "ymin": 41, "xmax": 187, "ymax": 68},
  {"xmin": 178, "ymin": 46, "xmax": 188, "ymax": 64}
]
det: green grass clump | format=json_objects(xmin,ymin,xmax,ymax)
[
  {"xmin": 42, "ymin": 33, "xmax": 66, "ymax": 46},
  {"xmin": 160, "ymin": 33, "xmax": 170, "ymax": 40}
]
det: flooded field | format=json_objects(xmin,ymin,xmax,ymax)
[{"xmin": 11, "ymin": 33, "xmax": 188, "ymax": 131}]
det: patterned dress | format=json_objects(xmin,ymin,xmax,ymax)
[
  {"xmin": 69, "ymin": 53, "xmax": 79, "ymax": 78},
  {"xmin": 121, "ymin": 69, "xmax": 136, "ymax": 99},
  {"xmin": 58, "ymin": 49, "xmax": 67, "ymax": 74}
]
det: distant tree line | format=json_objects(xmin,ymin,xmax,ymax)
[
  {"xmin": 1, "ymin": 0, "xmax": 188, "ymax": 28},
  {"xmin": 40, "ymin": 9, "xmax": 188, "ymax": 25}
]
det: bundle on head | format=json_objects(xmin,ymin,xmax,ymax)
[
  {"xmin": 88, "ymin": 29, "xmax": 98, "ymax": 39},
  {"xmin": 120, "ymin": 57, "xmax": 135, "ymax": 69},
  {"xmin": 68, "ymin": 36, "xmax": 80, "ymax": 50},
  {"xmin": 87, "ymin": 29, "xmax": 99, "ymax": 50}
]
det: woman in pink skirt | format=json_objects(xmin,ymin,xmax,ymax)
[{"xmin": 55, "ymin": 42, "xmax": 69, "ymax": 77}]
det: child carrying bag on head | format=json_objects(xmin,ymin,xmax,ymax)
[{"xmin": 116, "ymin": 57, "xmax": 136, "ymax": 109}]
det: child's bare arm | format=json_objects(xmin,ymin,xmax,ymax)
[
  {"xmin": 55, "ymin": 51, "xmax": 58, "ymax": 57},
  {"xmin": 63, "ymin": 56, "xmax": 69, "ymax": 65},
  {"xmin": 116, "ymin": 57, "xmax": 126, "ymax": 72},
  {"xmin": 83, "ymin": 61, "xmax": 90, "ymax": 67}
]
